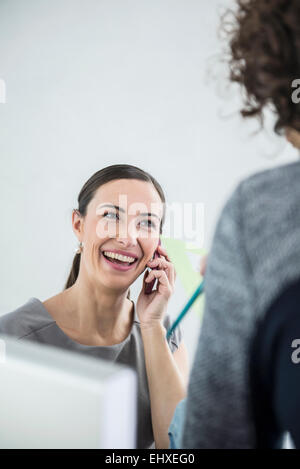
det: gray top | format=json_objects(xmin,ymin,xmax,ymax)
[
  {"xmin": 182, "ymin": 159, "xmax": 300, "ymax": 448},
  {"xmin": 0, "ymin": 296, "xmax": 182, "ymax": 449}
]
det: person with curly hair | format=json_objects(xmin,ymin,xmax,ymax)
[{"xmin": 179, "ymin": 0, "xmax": 300, "ymax": 449}]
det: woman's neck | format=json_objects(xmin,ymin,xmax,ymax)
[{"xmin": 44, "ymin": 274, "xmax": 134, "ymax": 346}]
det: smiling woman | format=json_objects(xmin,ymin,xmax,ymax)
[
  {"xmin": 0, "ymin": 163, "xmax": 188, "ymax": 449},
  {"xmin": 64, "ymin": 166, "xmax": 166, "ymax": 293}
]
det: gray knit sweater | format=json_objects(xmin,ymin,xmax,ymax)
[{"xmin": 181, "ymin": 160, "xmax": 300, "ymax": 448}]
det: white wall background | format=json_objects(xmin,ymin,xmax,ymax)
[{"xmin": 0, "ymin": 0, "xmax": 299, "ymax": 363}]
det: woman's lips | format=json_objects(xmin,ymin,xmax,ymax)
[{"xmin": 100, "ymin": 252, "xmax": 138, "ymax": 272}]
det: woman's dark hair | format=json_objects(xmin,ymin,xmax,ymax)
[
  {"xmin": 64, "ymin": 164, "xmax": 166, "ymax": 298},
  {"xmin": 222, "ymin": 0, "xmax": 300, "ymax": 134}
]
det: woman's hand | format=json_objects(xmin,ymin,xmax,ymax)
[
  {"xmin": 136, "ymin": 244, "xmax": 176, "ymax": 330},
  {"xmin": 199, "ymin": 254, "xmax": 207, "ymax": 277}
]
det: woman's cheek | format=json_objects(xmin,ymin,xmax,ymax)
[{"xmin": 95, "ymin": 218, "xmax": 112, "ymax": 239}]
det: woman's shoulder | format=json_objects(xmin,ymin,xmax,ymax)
[
  {"xmin": 229, "ymin": 160, "xmax": 300, "ymax": 218},
  {"xmin": 211, "ymin": 160, "xmax": 300, "ymax": 256},
  {"xmin": 220, "ymin": 160, "xmax": 300, "ymax": 213},
  {"xmin": 0, "ymin": 297, "xmax": 55, "ymax": 340}
]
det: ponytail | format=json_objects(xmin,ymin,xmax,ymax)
[{"xmin": 64, "ymin": 252, "xmax": 81, "ymax": 290}]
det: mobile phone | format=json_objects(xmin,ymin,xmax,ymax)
[{"xmin": 144, "ymin": 238, "xmax": 161, "ymax": 294}]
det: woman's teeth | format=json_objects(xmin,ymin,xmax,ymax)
[{"xmin": 103, "ymin": 251, "xmax": 136, "ymax": 265}]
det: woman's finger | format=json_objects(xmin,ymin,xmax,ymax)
[
  {"xmin": 157, "ymin": 244, "xmax": 171, "ymax": 262},
  {"xmin": 147, "ymin": 257, "xmax": 175, "ymax": 287},
  {"xmin": 144, "ymin": 269, "xmax": 172, "ymax": 294},
  {"xmin": 158, "ymin": 246, "xmax": 176, "ymax": 282}
]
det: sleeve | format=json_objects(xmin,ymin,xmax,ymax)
[
  {"xmin": 273, "ymin": 291, "xmax": 300, "ymax": 449},
  {"xmin": 250, "ymin": 277, "xmax": 300, "ymax": 449},
  {"xmin": 0, "ymin": 311, "xmax": 22, "ymax": 338},
  {"xmin": 163, "ymin": 313, "xmax": 183, "ymax": 353},
  {"xmin": 168, "ymin": 398, "xmax": 187, "ymax": 449},
  {"xmin": 181, "ymin": 183, "xmax": 256, "ymax": 448}
]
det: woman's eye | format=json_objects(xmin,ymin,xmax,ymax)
[
  {"xmin": 140, "ymin": 219, "xmax": 156, "ymax": 229},
  {"xmin": 102, "ymin": 212, "xmax": 156, "ymax": 229},
  {"xmin": 103, "ymin": 211, "xmax": 118, "ymax": 220}
]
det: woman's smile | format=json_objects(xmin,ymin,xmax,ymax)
[{"xmin": 99, "ymin": 249, "xmax": 140, "ymax": 272}]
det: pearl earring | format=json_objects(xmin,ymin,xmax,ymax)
[{"xmin": 75, "ymin": 241, "xmax": 84, "ymax": 254}]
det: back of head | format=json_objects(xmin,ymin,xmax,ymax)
[{"xmin": 223, "ymin": 0, "xmax": 300, "ymax": 136}]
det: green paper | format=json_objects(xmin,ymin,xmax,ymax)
[{"xmin": 160, "ymin": 236, "xmax": 206, "ymax": 319}]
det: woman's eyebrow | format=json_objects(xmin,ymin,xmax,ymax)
[
  {"xmin": 98, "ymin": 203, "xmax": 161, "ymax": 220},
  {"xmin": 139, "ymin": 212, "xmax": 161, "ymax": 221},
  {"xmin": 98, "ymin": 203, "xmax": 126, "ymax": 213}
]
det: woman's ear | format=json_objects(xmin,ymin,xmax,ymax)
[{"xmin": 72, "ymin": 209, "xmax": 84, "ymax": 240}]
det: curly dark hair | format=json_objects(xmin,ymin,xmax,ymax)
[{"xmin": 222, "ymin": 0, "xmax": 300, "ymax": 134}]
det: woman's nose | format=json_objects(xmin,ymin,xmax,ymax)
[
  {"xmin": 115, "ymin": 230, "xmax": 139, "ymax": 247},
  {"xmin": 116, "ymin": 237, "xmax": 138, "ymax": 248}
]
